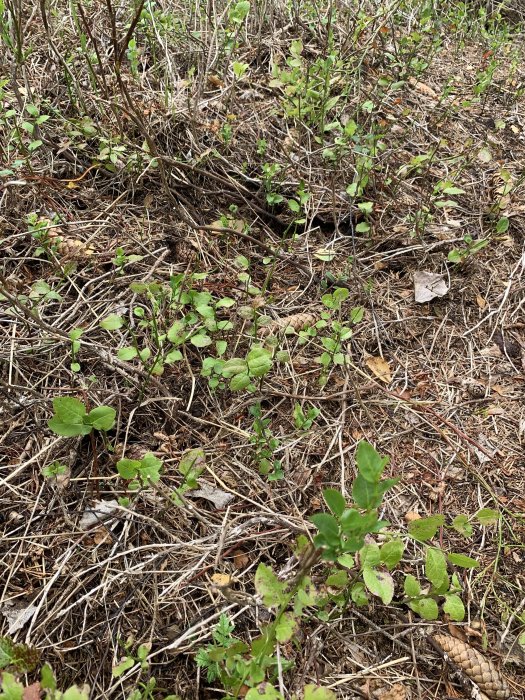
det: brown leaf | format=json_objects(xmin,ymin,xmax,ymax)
[
  {"xmin": 365, "ymin": 356, "xmax": 392, "ymax": 383},
  {"xmin": 233, "ymin": 550, "xmax": 250, "ymax": 570},
  {"xmin": 211, "ymin": 573, "xmax": 232, "ymax": 588}
]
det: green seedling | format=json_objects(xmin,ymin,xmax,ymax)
[
  {"xmin": 117, "ymin": 453, "xmax": 163, "ymax": 490},
  {"xmin": 250, "ymin": 403, "xmax": 282, "ymax": 480},
  {"xmin": 47, "ymin": 397, "xmax": 115, "ymax": 437}
]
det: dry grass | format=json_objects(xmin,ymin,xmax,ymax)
[{"xmin": 1, "ymin": 1, "xmax": 524, "ymax": 698}]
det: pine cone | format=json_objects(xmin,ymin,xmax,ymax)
[
  {"xmin": 260, "ymin": 312, "xmax": 318, "ymax": 337},
  {"xmin": 55, "ymin": 236, "xmax": 94, "ymax": 258},
  {"xmin": 377, "ymin": 683, "xmax": 406, "ymax": 700},
  {"xmin": 432, "ymin": 634, "xmax": 511, "ymax": 699}
]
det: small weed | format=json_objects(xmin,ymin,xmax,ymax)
[
  {"xmin": 249, "ymin": 403, "xmax": 282, "ymax": 480},
  {"xmin": 48, "ymin": 397, "xmax": 115, "ymax": 437}
]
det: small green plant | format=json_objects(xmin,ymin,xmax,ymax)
[
  {"xmin": 448, "ymin": 234, "xmax": 489, "ymax": 263},
  {"xmin": 41, "ymin": 461, "xmax": 68, "ymax": 480},
  {"xmin": 47, "ymin": 397, "xmax": 116, "ymax": 437},
  {"xmin": 249, "ymin": 403, "xmax": 282, "ymax": 480},
  {"xmin": 111, "ymin": 247, "xmax": 144, "ymax": 275},
  {"xmin": 300, "ymin": 287, "xmax": 364, "ymax": 386},
  {"xmin": 220, "ymin": 346, "xmax": 273, "ymax": 392},
  {"xmin": 293, "ymin": 403, "xmax": 320, "ymax": 431},
  {"xmin": 116, "ymin": 453, "xmax": 163, "ymax": 490},
  {"xmin": 0, "ymin": 636, "xmax": 40, "ymax": 673},
  {"xmin": 69, "ymin": 327, "xmax": 84, "ymax": 372},
  {"xmin": 171, "ymin": 448, "xmax": 205, "ymax": 504}
]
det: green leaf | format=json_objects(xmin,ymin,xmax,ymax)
[
  {"xmin": 275, "ymin": 612, "xmax": 297, "ymax": 642},
  {"xmin": 352, "ymin": 474, "xmax": 398, "ymax": 509},
  {"xmin": 496, "ymin": 217, "xmax": 509, "ymax": 233},
  {"xmin": 52, "ymin": 396, "xmax": 86, "ymax": 423},
  {"xmin": 230, "ymin": 372, "xmax": 251, "ymax": 390},
  {"xmin": 337, "ymin": 554, "xmax": 355, "ymax": 569},
  {"xmin": 360, "ymin": 543, "xmax": 380, "ymax": 567},
  {"xmin": 221, "ymin": 357, "xmax": 247, "ymax": 378},
  {"xmin": 61, "ymin": 686, "xmax": 90, "ymax": 700},
  {"xmin": 452, "ymin": 514, "xmax": 473, "ymax": 537},
  {"xmin": 310, "ymin": 513, "xmax": 340, "ymax": 547},
  {"xmin": 403, "ymin": 574, "xmax": 420, "ymax": 597},
  {"xmin": 117, "ymin": 458, "xmax": 140, "ymax": 480},
  {"xmin": 425, "ymin": 547, "xmax": 448, "ymax": 589},
  {"xmin": 179, "ymin": 448, "xmax": 205, "ymax": 478},
  {"xmin": 0, "ymin": 673, "xmax": 24, "ymax": 700},
  {"xmin": 363, "ymin": 566, "xmax": 394, "ymax": 605},
  {"xmin": 167, "ymin": 320, "xmax": 186, "ymax": 343},
  {"xmin": 303, "ymin": 686, "xmax": 337, "ymax": 700},
  {"xmin": 100, "ymin": 314, "xmax": 124, "ymax": 330},
  {"xmin": 246, "ymin": 347, "xmax": 272, "ymax": 377},
  {"xmin": 118, "ymin": 346, "xmax": 138, "ymax": 361},
  {"xmin": 85, "ymin": 406, "xmax": 116, "ymax": 431},
  {"xmin": 410, "ymin": 597, "xmax": 439, "ymax": 620},
  {"xmin": 356, "ymin": 441, "xmax": 389, "ymax": 482},
  {"xmin": 447, "ymin": 553, "xmax": 479, "ymax": 569},
  {"xmin": 48, "ymin": 418, "xmax": 92, "ymax": 437},
  {"xmin": 408, "ymin": 514, "xmax": 445, "ymax": 542},
  {"xmin": 350, "ymin": 581, "xmax": 368, "ymax": 606},
  {"xmin": 40, "ymin": 664, "xmax": 57, "ymax": 691},
  {"xmin": 165, "ymin": 349, "xmax": 183, "ymax": 364},
  {"xmin": 326, "ymin": 570, "xmax": 348, "ymax": 588},
  {"xmin": 190, "ymin": 333, "xmax": 212, "ymax": 348},
  {"xmin": 254, "ymin": 563, "xmax": 286, "ymax": 607},
  {"xmin": 475, "ymin": 508, "xmax": 500, "ymax": 525},
  {"xmin": 112, "ymin": 656, "xmax": 135, "ymax": 677},
  {"xmin": 138, "ymin": 453, "xmax": 163, "ymax": 483},
  {"xmin": 380, "ymin": 539, "xmax": 404, "ymax": 570},
  {"xmin": 443, "ymin": 594, "xmax": 465, "ymax": 621},
  {"xmin": 323, "ymin": 488, "xmax": 346, "ymax": 517}
]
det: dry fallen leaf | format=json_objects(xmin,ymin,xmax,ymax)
[
  {"xmin": 79, "ymin": 500, "xmax": 119, "ymax": 530},
  {"xmin": 376, "ymin": 683, "xmax": 406, "ymax": 700},
  {"xmin": 1, "ymin": 602, "xmax": 38, "ymax": 634},
  {"xmin": 233, "ymin": 550, "xmax": 250, "ymax": 570},
  {"xmin": 413, "ymin": 271, "xmax": 449, "ymax": 303},
  {"xmin": 186, "ymin": 481, "xmax": 235, "ymax": 510},
  {"xmin": 404, "ymin": 511, "xmax": 421, "ymax": 523},
  {"xmin": 365, "ymin": 355, "xmax": 392, "ymax": 383}
]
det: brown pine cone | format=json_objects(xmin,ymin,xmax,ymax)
[
  {"xmin": 377, "ymin": 683, "xmax": 406, "ymax": 700},
  {"xmin": 433, "ymin": 634, "xmax": 511, "ymax": 699},
  {"xmin": 55, "ymin": 236, "xmax": 94, "ymax": 258},
  {"xmin": 260, "ymin": 312, "xmax": 318, "ymax": 337}
]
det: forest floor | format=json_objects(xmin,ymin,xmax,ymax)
[{"xmin": 1, "ymin": 1, "xmax": 524, "ymax": 699}]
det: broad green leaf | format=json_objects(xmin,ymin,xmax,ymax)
[
  {"xmin": 117, "ymin": 458, "xmax": 140, "ymax": 480},
  {"xmin": 475, "ymin": 508, "xmax": 500, "ymax": 525},
  {"xmin": 167, "ymin": 320, "xmax": 185, "ymax": 343},
  {"xmin": 408, "ymin": 514, "xmax": 445, "ymax": 542},
  {"xmin": 118, "ymin": 346, "xmax": 138, "ymax": 361},
  {"xmin": 48, "ymin": 418, "xmax": 92, "ymax": 437},
  {"xmin": 356, "ymin": 441, "xmax": 389, "ymax": 482},
  {"xmin": 363, "ymin": 566, "xmax": 394, "ymax": 605},
  {"xmin": 100, "ymin": 314, "xmax": 124, "ymax": 330},
  {"xmin": 360, "ymin": 543, "xmax": 380, "ymax": 567},
  {"xmin": 230, "ymin": 372, "xmax": 251, "ymax": 390},
  {"xmin": 165, "ymin": 349, "xmax": 183, "ymax": 364},
  {"xmin": 40, "ymin": 664, "xmax": 57, "ymax": 691},
  {"xmin": 85, "ymin": 406, "xmax": 116, "ymax": 431},
  {"xmin": 52, "ymin": 396, "xmax": 86, "ymax": 423},
  {"xmin": 425, "ymin": 547, "xmax": 448, "ymax": 589},
  {"xmin": 190, "ymin": 333, "xmax": 212, "ymax": 348},
  {"xmin": 0, "ymin": 673, "xmax": 24, "ymax": 700},
  {"xmin": 179, "ymin": 448, "xmax": 205, "ymax": 478},
  {"xmin": 452, "ymin": 514, "xmax": 473, "ymax": 537},
  {"xmin": 410, "ymin": 597, "xmax": 439, "ymax": 620},
  {"xmin": 380, "ymin": 539, "xmax": 404, "ymax": 570},
  {"xmin": 221, "ymin": 357, "xmax": 247, "ymax": 378},
  {"xmin": 303, "ymin": 686, "xmax": 337, "ymax": 700},
  {"xmin": 275, "ymin": 612, "xmax": 297, "ymax": 642},
  {"xmin": 246, "ymin": 687, "xmax": 283, "ymax": 700},
  {"xmin": 403, "ymin": 574, "xmax": 420, "ymax": 597},
  {"xmin": 443, "ymin": 594, "xmax": 465, "ymax": 621},
  {"xmin": 350, "ymin": 581, "xmax": 368, "ymax": 606},
  {"xmin": 310, "ymin": 513, "xmax": 340, "ymax": 546},
  {"xmin": 337, "ymin": 554, "xmax": 355, "ymax": 569},
  {"xmin": 254, "ymin": 563, "xmax": 286, "ymax": 607},
  {"xmin": 62, "ymin": 686, "xmax": 90, "ymax": 700},
  {"xmin": 323, "ymin": 488, "xmax": 346, "ymax": 517},
  {"xmin": 447, "ymin": 553, "xmax": 479, "ymax": 569},
  {"xmin": 138, "ymin": 453, "xmax": 163, "ymax": 483},
  {"xmin": 326, "ymin": 570, "xmax": 348, "ymax": 588},
  {"xmin": 352, "ymin": 474, "xmax": 398, "ymax": 509},
  {"xmin": 246, "ymin": 347, "xmax": 272, "ymax": 377}
]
